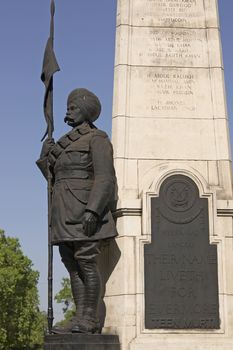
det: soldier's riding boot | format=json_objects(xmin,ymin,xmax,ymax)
[
  {"xmin": 72, "ymin": 260, "xmax": 101, "ymax": 334},
  {"xmin": 70, "ymin": 270, "xmax": 85, "ymax": 320},
  {"xmin": 52, "ymin": 270, "xmax": 85, "ymax": 334}
]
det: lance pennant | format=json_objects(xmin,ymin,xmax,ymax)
[{"xmin": 41, "ymin": 0, "xmax": 60, "ymax": 141}]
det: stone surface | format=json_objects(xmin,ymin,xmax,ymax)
[
  {"xmin": 106, "ymin": 0, "xmax": 233, "ymax": 349},
  {"xmin": 127, "ymin": 0, "xmax": 218, "ymax": 28},
  {"xmin": 44, "ymin": 334, "xmax": 120, "ymax": 350},
  {"xmin": 126, "ymin": 67, "xmax": 225, "ymax": 119},
  {"xmin": 116, "ymin": 27, "xmax": 221, "ymax": 67},
  {"xmin": 113, "ymin": 117, "xmax": 230, "ymax": 160},
  {"xmin": 130, "ymin": 339, "xmax": 233, "ymax": 350}
]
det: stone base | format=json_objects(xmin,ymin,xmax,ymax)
[
  {"xmin": 130, "ymin": 338, "xmax": 233, "ymax": 350},
  {"xmin": 44, "ymin": 334, "xmax": 120, "ymax": 350}
]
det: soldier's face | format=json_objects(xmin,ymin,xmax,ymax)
[{"xmin": 64, "ymin": 102, "xmax": 85, "ymax": 127}]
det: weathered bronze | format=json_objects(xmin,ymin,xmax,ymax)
[
  {"xmin": 37, "ymin": 88, "xmax": 117, "ymax": 334},
  {"xmin": 144, "ymin": 175, "xmax": 219, "ymax": 329}
]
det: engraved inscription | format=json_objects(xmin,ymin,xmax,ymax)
[
  {"xmin": 144, "ymin": 175, "xmax": 220, "ymax": 329},
  {"xmin": 129, "ymin": 67, "xmax": 213, "ymax": 118},
  {"xmin": 132, "ymin": 0, "xmax": 206, "ymax": 27},
  {"xmin": 148, "ymin": 318, "xmax": 218, "ymax": 329},
  {"xmin": 130, "ymin": 27, "xmax": 209, "ymax": 67}
]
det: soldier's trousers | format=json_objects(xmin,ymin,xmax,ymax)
[{"xmin": 59, "ymin": 241, "xmax": 102, "ymax": 323}]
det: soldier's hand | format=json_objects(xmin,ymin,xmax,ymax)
[
  {"xmin": 40, "ymin": 138, "xmax": 55, "ymax": 158},
  {"xmin": 82, "ymin": 211, "xmax": 98, "ymax": 237}
]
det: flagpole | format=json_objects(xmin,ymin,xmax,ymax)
[
  {"xmin": 40, "ymin": 0, "xmax": 60, "ymax": 332},
  {"xmin": 47, "ymin": 175, "xmax": 53, "ymax": 335},
  {"xmin": 47, "ymin": 0, "xmax": 55, "ymax": 333},
  {"xmin": 48, "ymin": 0, "xmax": 55, "ymax": 139}
]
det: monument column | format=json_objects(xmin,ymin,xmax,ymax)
[{"xmin": 103, "ymin": 0, "xmax": 233, "ymax": 349}]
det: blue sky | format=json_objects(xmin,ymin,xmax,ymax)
[
  {"xmin": 0, "ymin": 1, "xmax": 232, "ymax": 321},
  {"xmin": 0, "ymin": 0, "xmax": 116, "ymax": 321}
]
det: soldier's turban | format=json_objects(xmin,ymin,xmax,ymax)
[{"xmin": 67, "ymin": 88, "xmax": 101, "ymax": 122}]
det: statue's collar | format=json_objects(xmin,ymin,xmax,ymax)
[{"xmin": 74, "ymin": 122, "xmax": 91, "ymax": 135}]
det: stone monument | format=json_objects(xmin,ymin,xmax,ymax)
[{"xmin": 103, "ymin": 0, "xmax": 233, "ymax": 349}]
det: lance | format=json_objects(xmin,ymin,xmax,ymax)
[{"xmin": 41, "ymin": 0, "xmax": 60, "ymax": 333}]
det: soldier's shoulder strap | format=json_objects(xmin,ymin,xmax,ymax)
[{"xmin": 91, "ymin": 128, "xmax": 108, "ymax": 139}]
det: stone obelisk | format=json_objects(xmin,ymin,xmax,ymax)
[{"xmin": 103, "ymin": 1, "xmax": 233, "ymax": 349}]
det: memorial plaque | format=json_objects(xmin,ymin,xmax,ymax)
[{"xmin": 144, "ymin": 175, "xmax": 220, "ymax": 329}]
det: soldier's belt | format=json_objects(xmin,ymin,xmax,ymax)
[{"xmin": 55, "ymin": 169, "xmax": 94, "ymax": 182}]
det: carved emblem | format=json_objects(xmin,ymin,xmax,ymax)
[
  {"xmin": 165, "ymin": 180, "xmax": 196, "ymax": 212},
  {"xmin": 159, "ymin": 175, "xmax": 201, "ymax": 224}
]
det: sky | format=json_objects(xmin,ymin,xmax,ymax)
[
  {"xmin": 0, "ymin": 1, "xmax": 233, "ymax": 322},
  {"xmin": 0, "ymin": 0, "xmax": 117, "ymax": 321}
]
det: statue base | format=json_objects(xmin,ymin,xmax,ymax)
[{"xmin": 44, "ymin": 333, "xmax": 120, "ymax": 350}]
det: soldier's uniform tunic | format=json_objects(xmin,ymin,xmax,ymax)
[
  {"xmin": 37, "ymin": 88, "xmax": 117, "ymax": 333},
  {"xmin": 37, "ymin": 122, "xmax": 118, "ymax": 245}
]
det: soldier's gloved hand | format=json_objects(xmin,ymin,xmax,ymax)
[
  {"xmin": 82, "ymin": 211, "xmax": 99, "ymax": 237},
  {"xmin": 40, "ymin": 138, "xmax": 55, "ymax": 158}
]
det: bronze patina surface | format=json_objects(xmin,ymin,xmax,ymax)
[{"xmin": 37, "ymin": 88, "xmax": 117, "ymax": 334}]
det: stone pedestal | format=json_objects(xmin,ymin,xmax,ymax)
[
  {"xmin": 104, "ymin": 0, "xmax": 233, "ymax": 349},
  {"xmin": 44, "ymin": 334, "xmax": 120, "ymax": 350}
]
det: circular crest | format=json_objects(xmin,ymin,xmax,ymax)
[{"xmin": 159, "ymin": 175, "xmax": 201, "ymax": 224}]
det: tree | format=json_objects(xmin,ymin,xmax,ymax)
[
  {"xmin": 54, "ymin": 278, "xmax": 75, "ymax": 326},
  {"xmin": 0, "ymin": 229, "xmax": 45, "ymax": 350}
]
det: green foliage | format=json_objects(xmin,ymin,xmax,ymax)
[
  {"xmin": 0, "ymin": 230, "xmax": 45, "ymax": 350},
  {"xmin": 54, "ymin": 278, "xmax": 75, "ymax": 325}
]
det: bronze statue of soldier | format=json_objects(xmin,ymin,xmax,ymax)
[{"xmin": 37, "ymin": 88, "xmax": 117, "ymax": 334}]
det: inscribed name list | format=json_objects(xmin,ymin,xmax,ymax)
[
  {"xmin": 128, "ymin": 67, "xmax": 213, "ymax": 119},
  {"xmin": 128, "ymin": 27, "xmax": 220, "ymax": 68},
  {"xmin": 131, "ymin": 0, "xmax": 212, "ymax": 28}
]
